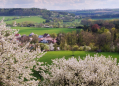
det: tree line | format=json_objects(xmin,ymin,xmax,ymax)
[
  {"xmin": 0, "ymin": 8, "xmax": 52, "ymax": 19},
  {"xmin": 56, "ymin": 25, "xmax": 119, "ymax": 53}
]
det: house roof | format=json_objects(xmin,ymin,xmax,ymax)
[
  {"xmin": 29, "ymin": 32, "xmax": 34, "ymax": 36},
  {"xmin": 15, "ymin": 34, "xmax": 20, "ymax": 36},
  {"xmin": 38, "ymin": 35, "xmax": 43, "ymax": 38},
  {"xmin": 40, "ymin": 39, "xmax": 48, "ymax": 43}
]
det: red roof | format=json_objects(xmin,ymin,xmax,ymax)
[{"xmin": 15, "ymin": 34, "xmax": 20, "ymax": 36}]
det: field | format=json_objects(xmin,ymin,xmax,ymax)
[
  {"xmin": 0, "ymin": 16, "xmax": 45, "ymax": 24},
  {"xmin": 39, "ymin": 51, "xmax": 119, "ymax": 65},
  {"xmin": 11, "ymin": 27, "xmax": 79, "ymax": 35}
]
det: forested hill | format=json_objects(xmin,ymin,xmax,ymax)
[
  {"xmin": 51, "ymin": 9, "xmax": 119, "ymax": 19},
  {"xmin": 0, "ymin": 8, "xmax": 51, "ymax": 16},
  {"xmin": 0, "ymin": 8, "xmax": 52, "ymax": 18},
  {"xmin": 0, "ymin": 8, "xmax": 75, "ymax": 20}
]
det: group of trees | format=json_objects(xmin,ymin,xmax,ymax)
[
  {"xmin": 7, "ymin": 21, "xmax": 35, "ymax": 27},
  {"xmin": 5, "ymin": 17, "xmax": 20, "ymax": 22},
  {"xmin": 0, "ymin": 8, "xmax": 52, "ymax": 18},
  {"xmin": 81, "ymin": 19, "xmax": 119, "ymax": 29},
  {"xmin": 56, "ymin": 25, "xmax": 119, "ymax": 52},
  {"xmin": 17, "ymin": 21, "xmax": 35, "ymax": 27}
]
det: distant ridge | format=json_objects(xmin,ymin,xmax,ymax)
[{"xmin": 0, "ymin": 8, "xmax": 52, "ymax": 16}]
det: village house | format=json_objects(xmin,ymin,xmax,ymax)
[
  {"xmin": 15, "ymin": 33, "xmax": 21, "ymax": 38},
  {"xmin": 38, "ymin": 33, "xmax": 56, "ymax": 43},
  {"xmin": 43, "ymin": 25, "xmax": 53, "ymax": 28},
  {"xmin": 13, "ymin": 33, "xmax": 57, "ymax": 44},
  {"xmin": 29, "ymin": 32, "xmax": 34, "ymax": 37}
]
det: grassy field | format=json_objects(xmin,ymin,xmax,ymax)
[
  {"xmin": 0, "ymin": 16, "xmax": 45, "ymax": 24},
  {"xmin": 39, "ymin": 51, "xmax": 119, "ymax": 65},
  {"xmin": 12, "ymin": 27, "xmax": 79, "ymax": 35}
]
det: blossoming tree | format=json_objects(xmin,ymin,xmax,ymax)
[
  {"xmin": 0, "ymin": 19, "xmax": 44, "ymax": 86},
  {"xmin": 40, "ymin": 54, "xmax": 119, "ymax": 86}
]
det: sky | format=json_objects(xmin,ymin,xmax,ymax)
[{"xmin": 0, "ymin": 0, "xmax": 119, "ymax": 10}]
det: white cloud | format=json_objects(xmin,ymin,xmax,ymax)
[{"xmin": 0, "ymin": 0, "xmax": 119, "ymax": 10}]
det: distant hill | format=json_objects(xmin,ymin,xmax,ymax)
[
  {"xmin": 0, "ymin": 8, "xmax": 75, "ymax": 20},
  {"xmin": 51, "ymin": 9, "xmax": 119, "ymax": 19},
  {"xmin": 0, "ymin": 8, "xmax": 52, "ymax": 19},
  {"xmin": 51, "ymin": 9, "xmax": 119, "ymax": 15}
]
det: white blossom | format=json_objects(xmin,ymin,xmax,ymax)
[
  {"xmin": 39, "ymin": 54, "xmax": 119, "ymax": 86},
  {"xmin": 0, "ymin": 19, "xmax": 45, "ymax": 86}
]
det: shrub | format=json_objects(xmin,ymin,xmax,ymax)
[
  {"xmin": 101, "ymin": 44, "xmax": 110, "ymax": 52},
  {"xmin": 65, "ymin": 45, "xmax": 70, "ymax": 51},
  {"xmin": 89, "ymin": 43, "xmax": 98, "ymax": 51},
  {"xmin": 20, "ymin": 35, "xmax": 30, "ymax": 43},
  {"xmin": 79, "ymin": 46, "xmax": 84, "ymax": 51},
  {"xmin": 115, "ymin": 44, "xmax": 119, "ymax": 53},
  {"xmin": 39, "ymin": 43, "xmax": 49, "ymax": 51},
  {"xmin": 39, "ymin": 54, "xmax": 119, "ymax": 86},
  {"xmin": 30, "ymin": 34, "xmax": 39, "ymax": 44},
  {"xmin": 72, "ymin": 45, "xmax": 79, "ymax": 51},
  {"xmin": 44, "ymin": 44, "xmax": 49, "ymax": 51},
  {"xmin": 53, "ymin": 43, "xmax": 58, "ymax": 51},
  {"xmin": 79, "ymin": 46, "xmax": 91, "ymax": 51}
]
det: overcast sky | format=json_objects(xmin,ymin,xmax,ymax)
[{"xmin": 0, "ymin": 0, "xmax": 119, "ymax": 10}]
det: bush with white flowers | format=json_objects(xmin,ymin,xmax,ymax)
[
  {"xmin": 40, "ymin": 54, "xmax": 119, "ymax": 86},
  {"xmin": 0, "ymin": 19, "xmax": 45, "ymax": 86}
]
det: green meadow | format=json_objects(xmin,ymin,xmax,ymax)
[
  {"xmin": 12, "ymin": 27, "xmax": 79, "ymax": 35},
  {"xmin": 0, "ymin": 16, "xmax": 45, "ymax": 24},
  {"xmin": 39, "ymin": 51, "xmax": 119, "ymax": 65}
]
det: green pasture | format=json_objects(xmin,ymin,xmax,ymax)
[
  {"xmin": 39, "ymin": 51, "xmax": 119, "ymax": 65},
  {"xmin": 0, "ymin": 16, "xmax": 45, "ymax": 24},
  {"xmin": 11, "ymin": 27, "xmax": 79, "ymax": 35}
]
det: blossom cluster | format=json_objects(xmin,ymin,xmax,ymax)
[
  {"xmin": 0, "ymin": 19, "xmax": 45, "ymax": 86},
  {"xmin": 40, "ymin": 54, "xmax": 119, "ymax": 86}
]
